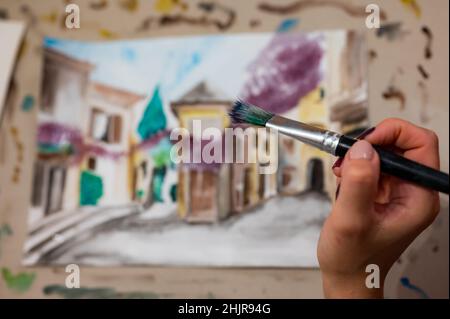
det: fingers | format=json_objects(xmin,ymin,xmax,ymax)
[
  {"xmin": 365, "ymin": 118, "xmax": 440, "ymax": 169},
  {"xmin": 333, "ymin": 140, "xmax": 380, "ymax": 231},
  {"xmin": 332, "ymin": 127, "xmax": 376, "ymax": 178}
]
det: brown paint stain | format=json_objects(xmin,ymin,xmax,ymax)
[
  {"xmin": 137, "ymin": 8, "xmax": 236, "ymax": 32},
  {"xmin": 382, "ymin": 86, "xmax": 406, "ymax": 110},
  {"xmin": 90, "ymin": 0, "xmax": 109, "ymax": 10},
  {"xmin": 421, "ymin": 26, "xmax": 433, "ymax": 59},
  {"xmin": 9, "ymin": 126, "xmax": 24, "ymax": 183},
  {"xmin": 0, "ymin": 7, "xmax": 9, "ymax": 19},
  {"xmin": 249, "ymin": 19, "xmax": 261, "ymax": 28},
  {"xmin": 417, "ymin": 64, "xmax": 429, "ymax": 80},
  {"xmin": 368, "ymin": 49, "xmax": 377, "ymax": 61},
  {"xmin": 258, "ymin": 0, "xmax": 387, "ymax": 20}
]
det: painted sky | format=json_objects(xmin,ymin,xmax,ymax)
[
  {"xmin": 44, "ymin": 32, "xmax": 326, "ymax": 129},
  {"xmin": 44, "ymin": 34, "xmax": 273, "ymax": 101}
]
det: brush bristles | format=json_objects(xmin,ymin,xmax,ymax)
[{"xmin": 229, "ymin": 100, "xmax": 274, "ymax": 126}]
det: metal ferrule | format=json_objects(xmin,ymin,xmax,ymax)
[{"xmin": 266, "ymin": 116, "xmax": 341, "ymax": 155}]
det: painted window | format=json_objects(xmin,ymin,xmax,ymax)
[{"xmin": 89, "ymin": 108, "xmax": 122, "ymax": 144}]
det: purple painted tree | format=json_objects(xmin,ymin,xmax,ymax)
[{"xmin": 240, "ymin": 33, "xmax": 323, "ymax": 114}]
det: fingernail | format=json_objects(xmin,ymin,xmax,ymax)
[
  {"xmin": 332, "ymin": 157, "xmax": 343, "ymax": 169},
  {"xmin": 335, "ymin": 183, "xmax": 341, "ymax": 200},
  {"xmin": 356, "ymin": 126, "xmax": 375, "ymax": 140},
  {"xmin": 349, "ymin": 140, "xmax": 374, "ymax": 160}
]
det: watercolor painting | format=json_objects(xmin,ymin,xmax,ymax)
[{"xmin": 24, "ymin": 30, "xmax": 368, "ymax": 267}]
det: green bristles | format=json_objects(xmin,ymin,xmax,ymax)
[{"xmin": 229, "ymin": 100, "xmax": 274, "ymax": 126}]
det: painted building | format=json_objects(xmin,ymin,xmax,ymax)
[
  {"xmin": 30, "ymin": 48, "xmax": 144, "ymax": 225},
  {"xmin": 297, "ymin": 86, "xmax": 334, "ymax": 197},
  {"xmin": 83, "ymin": 82, "xmax": 144, "ymax": 206},
  {"xmin": 277, "ymin": 31, "xmax": 369, "ymax": 200},
  {"xmin": 171, "ymin": 82, "xmax": 232, "ymax": 223},
  {"xmin": 30, "ymin": 48, "xmax": 94, "ymax": 224}
]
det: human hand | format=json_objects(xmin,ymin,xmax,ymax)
[{"xmin": 317, "ymin": 118, "xmax": 441, "ymax": 298}]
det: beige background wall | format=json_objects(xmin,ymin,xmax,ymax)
[{"xmin": 0, "ymin": 0, "xmax": 448, "ymax": 298}]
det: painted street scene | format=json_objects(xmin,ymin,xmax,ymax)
[{"xmin": 24, "ymin": 30, "xmax": 369, "ymax": 267}]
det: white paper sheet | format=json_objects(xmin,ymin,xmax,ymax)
[{"xmin": 0, "ymin": 20, "xmax": 26, "ymax": 120}]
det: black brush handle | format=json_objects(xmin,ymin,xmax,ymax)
[{"xmin": 336, "ymin": 135, "xmax": 449, "ymax": 194}]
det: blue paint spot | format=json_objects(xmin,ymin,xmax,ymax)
[
  {"xmin": 174, "ymin": 52, "xmax": 202, "ymax": 87},
  {"xmin": 44, "ymin": 37, "xmax": 60, "ymax": 47},
  {"xmin": 400, "ymin": 277, "xmax": 430, "ymax": 299},
  {"xmin": 21, "ymin": 95, "xmax": 35, "ymax": 112},
  {"xmin": 122, "ymin": 48, "xmax": 136, "ymax": 62},
  {"xmin": 276, "ymin": 18, "xmax": 299, "ymax": 33}
]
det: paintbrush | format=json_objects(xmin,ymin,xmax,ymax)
[{"xmin": 230, "ymin": 100, "xmax": 449, "ymax": 194}]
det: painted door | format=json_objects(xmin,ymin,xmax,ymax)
[{"xmin": 45, "ymin": 165, "xmax": 67, "ymax": 215}]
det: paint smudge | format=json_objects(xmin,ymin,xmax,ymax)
[
  {"xmin": 0, "ymin": 224, "xmax": 13, "ymax": 258},
  {"xmin": 21, "ymin": 95, "xmax": 35, "ymax": 112},
  {"xmin": 80, "ymin": 170, "xmax": 104, "ymax": 205},
  {"xmin": 0, "ymin": 224, "xmax": 12, "ymax": 238},
  {"xmin": 417, "ymin": 64, "xmax": 429, "ymax": 80},
  {"xmin": 1, "ymin": 268, "xmax": 36, "ymax": 293},
  {"xmin": 382, "ymin": 85, "xmax": 406, "ymax": 110},
  {"xmin": 376, "ymin": 22, "xmax": 409, "ymax": 41},
  {"xmin": 10, "ymin": 126, "xmax": 23, "ymax": 183},
  {"xmin": 41, "ymin": 11, "xmax": 58, "ymax": 24},
  {"xmin": 137, "ymin": 2, "xmax": 235, "ymax": 32},
  {"xmin": 421, "ymin": 26, "xmax": 433, "ymax": 59},
  {"xmin": 155, "ymin": 0, "xmax": 188, "ymax": 13},
  {"xmin": 418, "ymin": 81, "xmax": 429, "ymax": 123},
  {"xmin": 276, "ymin": 18, "xmax": 299, "ymax": 32},
  {"xmin": 90, "ymin": 0, "xmax": 109, "ymax": 10},
  {"xmin": 240, "ymin": 33, "xmax": 323, "ymax": 113},
  {"xmin": 43, "ymin": 284, "xmax": 163, "ymax": 299},
  {"xmin": 249, "ymin": 19, "xmax": 261, "ymax": 28},
  {"xmin": 197, "ymin": 2, "xmax": 221, "ymax": 13},
  {"xmin": 400, "ymin": 277, "xmax": 429, "ymax": 299},
  {"xmin": 400, "ymin": 0, "xmax": 421, "ymax": 18},
  {"xmin": 122, "ymin": 47, "xmax": 136, "ymax": 62},
  {"xmin": 119, "ymin": 0, "xmax": 139, "ymax": 12},
  {"xmin": 138, "ymin": 13, "xmax": 235, "ymax": 32},
  {"xmin": 99, "ymin": 28, "xmax": 118, "ymax": 39},
  {"xmin": 368, "ymin": 49, "xmax": 377, "ymax": 61},
  {"xmin": 259, "ymin": 0, "xmax": 387, "ymax": 20},
  {"xmin": 0, "ymin": 7, "xmax": 9, "ymax": 19}
]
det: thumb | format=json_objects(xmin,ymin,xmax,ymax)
[{"xmin": 334, "ymin": 140, "xmax": 380, "ymax": 225}]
